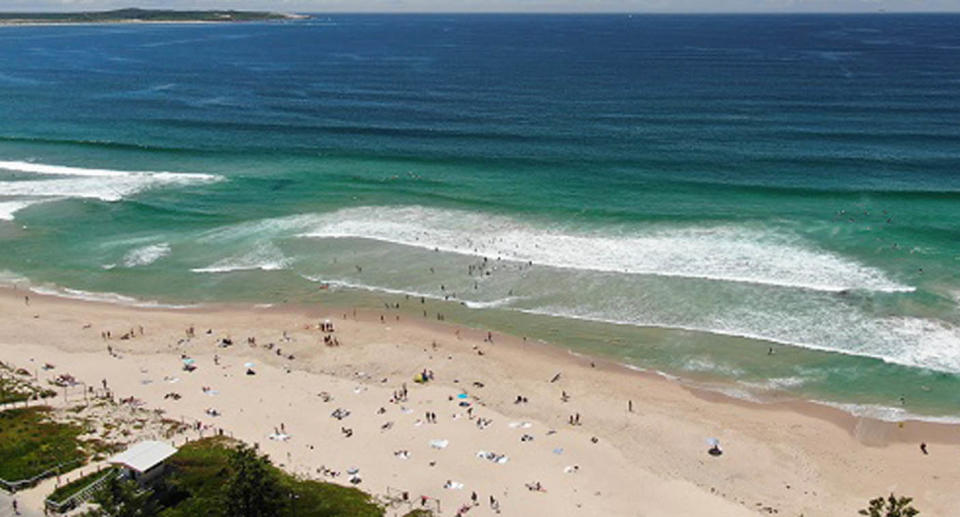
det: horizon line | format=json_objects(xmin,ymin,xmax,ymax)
[{"xmin": 3, "ymin": 8, "xmax": 960, "ymax": 15}]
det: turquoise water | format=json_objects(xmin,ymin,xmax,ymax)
[{"xmin": 1, "ymin": 14, "xmax": 959, "ymax": 419}]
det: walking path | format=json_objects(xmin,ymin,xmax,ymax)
[{"xmin": 0, "ymin": 491, "xmax": 43, "ymax": 517}]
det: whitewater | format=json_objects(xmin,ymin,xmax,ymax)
[
  {"xmin": 0, "ymin": 160, "xmax": 223, "ymax": 220},
  {"xmin": 296, "ymin": 206, "xmax": 913, "ymax": 294}
]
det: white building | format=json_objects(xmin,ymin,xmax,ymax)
[{"xmin": 107, "ymin": 440, "xmax": 178, "ymax": 485}]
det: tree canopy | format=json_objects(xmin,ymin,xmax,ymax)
[
  {"xmin": 85, "ymin": 475, "xmax": 159, "ymax": 517},
  {"xmin": 859, "ymin": 493, "xmax": 920, "ymax": 517},
  {"xmin": 223, "ymin": 444, "xmax": 287, "ymax": 517}
]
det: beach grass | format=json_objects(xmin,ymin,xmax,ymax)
[
  {"xmin": 0, "ymin": 376, "xmax": 31, "ymax": 404},
  {"xmin": 160, "ymin": 436, "xmax": 383, "ymax": 517},
  {"xmin": 0, "ymin": 407, "xmax": 86, "ymax": 484},
  {"xmin": 0, "ymin": 363, "xmax": 57, "ymax": 404}
]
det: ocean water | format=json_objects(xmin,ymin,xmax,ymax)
[{"xmin": 1, "ymin": 14, "xmax": 959, "ymax": 419}]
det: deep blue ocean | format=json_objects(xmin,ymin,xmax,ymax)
[{"xmin": 1, "ymin": 14, "xmax": 959, "ymax": 419}]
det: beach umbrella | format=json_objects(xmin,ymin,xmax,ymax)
[
  {"xmin": 244, "ymin": 362, "xmax": 256, "ymax": 369},
  {"xmin": 182, "ymin": 358, "xmax": 195, "ymax": 366},
  {"xmin": 456, "ymin": 393, "xmax": 468, "ymax": 399},
  {"xmin": 706, "ymin": 438, "xmax": 723, "ymax": 456}
]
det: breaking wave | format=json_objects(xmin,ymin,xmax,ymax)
[
  {"xmin": 192, "ymin": 242, "xmax": 290, "ymax": 273},
  {"xmin": 296, "ymin": 205, "xmax": 912, "ymax": 293},
  {"xmin": 0, "ymin": 160, "xmax": 223, "ymax": 221},
  {"xmin": 121, "ymin": 243, "xmax": 171, "ymax": 267}
]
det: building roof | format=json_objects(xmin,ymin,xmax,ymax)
[{"xmin": 108, "ymin": 440, "xmax": 178, "ymax": 473}]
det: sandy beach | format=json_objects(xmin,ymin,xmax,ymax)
[{"xmin": 2, "ymin": 286, "xmax": 958, "ymax": 516}]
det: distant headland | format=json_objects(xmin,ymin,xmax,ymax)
[{"xmin": 0, "ymin": 8, "xmax": 309, "ymax": 25}]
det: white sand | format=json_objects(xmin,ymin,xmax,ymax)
[{"xmin": 2, "ymin": 287, "xmax": 958, "ymax": 516}]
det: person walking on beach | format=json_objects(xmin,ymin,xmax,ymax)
[{"xmin": 12, "ymin": 498, "xmax": 20, "ymax": 515}]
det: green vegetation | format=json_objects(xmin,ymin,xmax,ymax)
[
  {"xmin": 158, "ymin": 437, "xmax": 382, "ymax": 516},
  {"xmin": 224, "ymin": 443, "xmax": 286, "ymax": 517},
  {"xmin": 402, "ymin": 511, "xmax": 434, "ymax": 517},
  {"xmin": 0, "ymin": 8, "xmax": 300, "ymax": 24},
  {"xmin": 86, "ymin": 475, "xmax": 160, "ymax": 517},
  {"xmin": 0, "ymin": 364, "xmax": 57, "ymax": 404},
  {"xmin": 859, "ymin": 494, "xmax": 920, "ymax": 517},
  {"xmin": 47, "ymin": 467, "xmax": 118, "ymax": 506},
  {"xmin": 0, "ymin": 407, "xmax": 86, "ymax": 484},
  {"xmin": 42, "ymin": 437, "xmax": 382, "ymax": 515}
]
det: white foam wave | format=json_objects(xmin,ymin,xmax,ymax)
[
  {"xmin": 297, "ymin": 270, "xmax": 959, "ymax": 372},
  {"xmin": 0, "ymin": 200, "xmax": 39, "ymax": 220},
  {"xmin": 0, "ymin": 160, "xmax": 223, "ymax": 220},
  {"xmin": 615, "ymin": 363, "xmax": 959, "ymax": 424},
  {"xmin": 814, "ymin": 401, "xmax": 960, "ymax": 424},
  {"xmin": 122, "ymin": 243, "xmax": 171, "ymax": 267},
  {"xmin": 0, "ymin": 270, "xmax": 29, "ymax": 285},
  {"xmin": 680, "ymin": 357, "xmax": 745, "ymax": 376},
  {"xmin": 198, "ymin": 207, "xmax": 951, "ymax": 371},
  {"xmin": 740, "ymin": 376, "xmax": 809, "ymax": 392},
  {"xmin": 192, "ymin": 243, "xmax": 290, "ymax": 273},
  {"xmin": 27, "ymin": 286, "xmax": 195, "ymax": 309},
  {"xmin": 674, "ymin": 380, "xmax": 960, "ymax": 423},
  {"xmin": 620, "ymin": 363, "xmax": 649, "ymax": 374},
  {"xmin": 0, "ymin": 160, "xmax": 218, "ymax": 181},
  {"xmin": 514, "ymin": 305, "xmax": 960, "ymax": 373},
  {"xmin": 296, "ymin": 206, "xmax": 912, "ymax": 293},
  {"xmin": 461, "ymin": 297, "xmax": 522, "ymax": 309},
  {"xmin": 30, "ymin": 286, "xmax": 139, "ymax": 304},
  {"xmin": 300, "ymin": 274, "xmax": 521, "ymax": 309},
  {"xmin": 634, "ymin": 361, "xmax": 960, "ymax": 424},
  {"xmin": 301, "ymin": 275, "xmax": 435, "ymax": 298}
]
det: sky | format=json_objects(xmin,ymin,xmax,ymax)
[{"xmin": 1, "ymin": 0, "xmax": 959, "ymax": 12}]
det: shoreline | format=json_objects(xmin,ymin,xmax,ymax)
[
  {"xmin": 3, "ymin": 285, "xmax": 960, "ymax": 515},
  {"xmin": 12, "ymin": 280, "xmax": 960, "ymax": 427}
]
